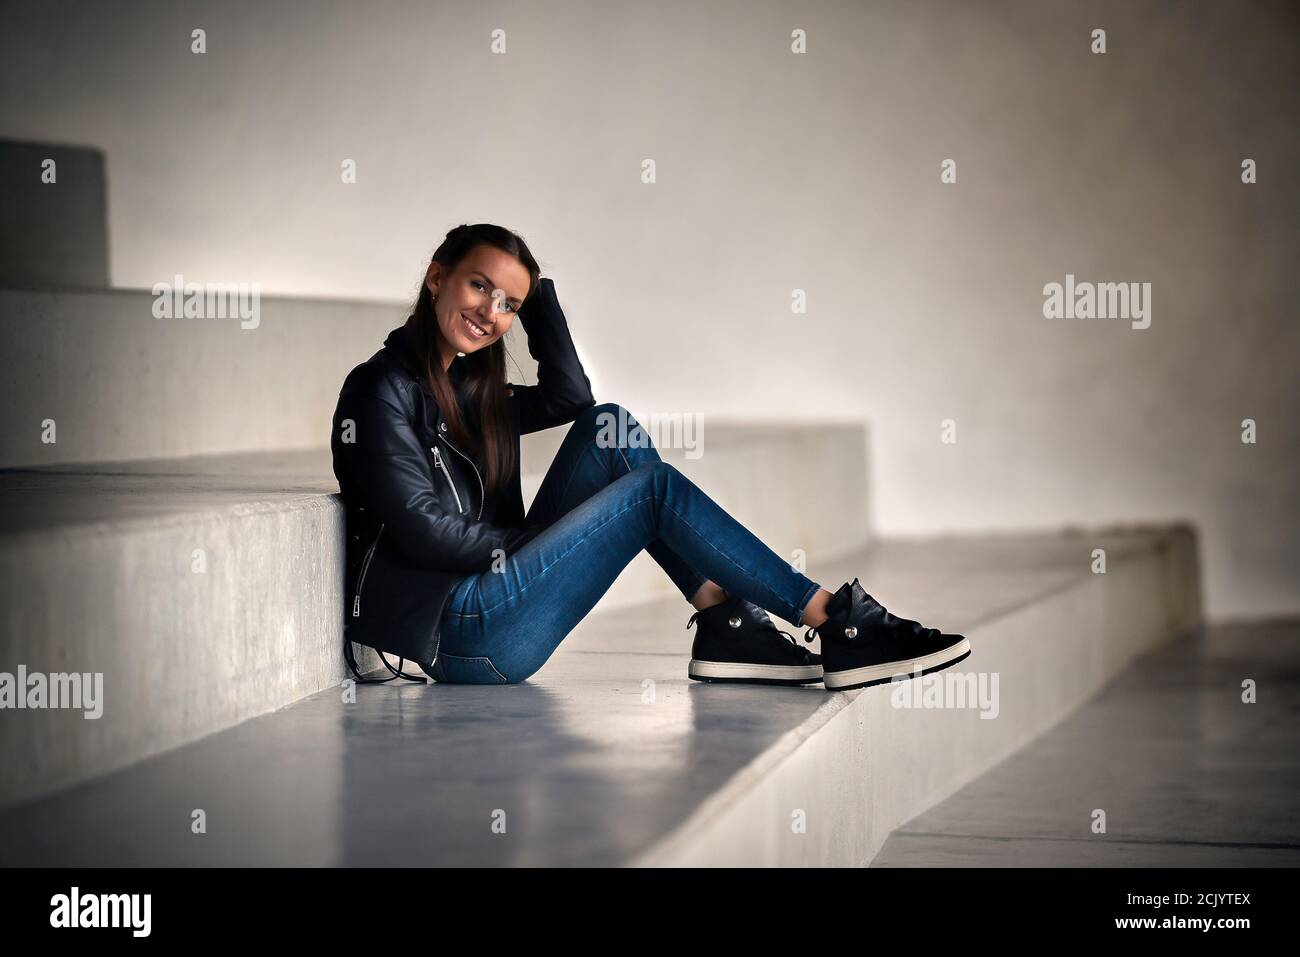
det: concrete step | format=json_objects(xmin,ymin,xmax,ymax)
[
  {"xmin": 0, "ymin": 286, "xmax": 403, "ymax": 469},
  {"xmin": 0, "ymin": 524, "xmax": 1200, "ymax": 865},
  {"xmin": 0, "ymin": 424, "xmax": 869, "ymax": 809}
]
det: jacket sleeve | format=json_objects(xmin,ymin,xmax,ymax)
[
  {"xmin": 336, "ymin": 373, "xmax": 533, "ymax": 573},
  {"xmin": 508, "ymin": 277, "xmax": 597, "ymax": 435}
]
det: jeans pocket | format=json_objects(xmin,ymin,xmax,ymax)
[{"xmin": 429, "ymin": 652, "xmax": 510, "ymax": 685}]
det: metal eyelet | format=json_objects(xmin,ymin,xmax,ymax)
[
  {"xmin": 844, "ymin": 626, "xmax": 858, "ymax": 639},
  {"xmin": 439, "ymin": 421, "xmax": 447, "ymax": 431},
  {"xmin": 728, "ymin": 616, "xmax": 742, "ymax": 629}
]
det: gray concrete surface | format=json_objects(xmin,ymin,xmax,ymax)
[
  {"xmin": 871, "ymin": 618, "xmax": 1300, "ymax": 867},
  {"xmin": 0, "ymin": 525, "xmax": 1198, "ymax": 866}
]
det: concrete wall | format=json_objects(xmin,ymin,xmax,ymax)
[{"xmin": 0, "ymin": 0, "xmax": 1295, "ymax": 619}]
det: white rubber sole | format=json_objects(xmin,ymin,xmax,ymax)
[
  {"xmin": 688, "ymin": 659, "xmax": 824, "ymax": 684},
  {"xmin": 822, "ymin": 638, "xmax": 972, "ymax": 690}
]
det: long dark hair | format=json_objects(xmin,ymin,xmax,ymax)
[{"xmin": 408, "ymin": 223, "xmax": 540, "ymax": 497}]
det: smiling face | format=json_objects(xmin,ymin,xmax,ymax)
[{"xmin": 425, "ymin": 244, "xmax": 532, "ymax": 370}]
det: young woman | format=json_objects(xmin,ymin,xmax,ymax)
[{"xmin": 331, "ymin": 223, "xmax": 970, "ymax": 690}]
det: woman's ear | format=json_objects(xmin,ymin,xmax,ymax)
[{"xmin": 425, "ymin": 261, "xmax": 443, "ymax": 298}]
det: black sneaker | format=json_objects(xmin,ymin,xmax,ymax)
[
  {"xmin": 809, "ymin": 578, "xmax": 971, "ymax": 691},
  {"xmin": 687, "ymin": 593, "xmax": 823, "ymax": 685}
]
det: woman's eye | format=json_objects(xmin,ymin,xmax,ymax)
[{"xmin": 471, "ymin": 279, "xmax": 515, "ymax": 312}]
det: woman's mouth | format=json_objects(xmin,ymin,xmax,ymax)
[{"xmin": 461, "ymin": 313, "xmax": 489, "ymax": 339}]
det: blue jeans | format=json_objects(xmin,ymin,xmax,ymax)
[{"xmin": 427, "ymin": 403, "xmax": 824, "ymax": 684}]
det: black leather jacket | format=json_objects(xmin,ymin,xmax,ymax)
[{"xmin": 330, "ymin": 277, "xmax": 596, "ymax": 668}]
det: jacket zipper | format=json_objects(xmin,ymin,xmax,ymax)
[
  {"xmin": 437, "ymin": 433, "xmax": 484, "ymax": 520},
  {"xmin": 352, "ymin": 522, "xmax": 385, "ymax": 618},
  {"xmin": 431, "ymin": 445, "xmax": 464, "ymax": 514}
]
